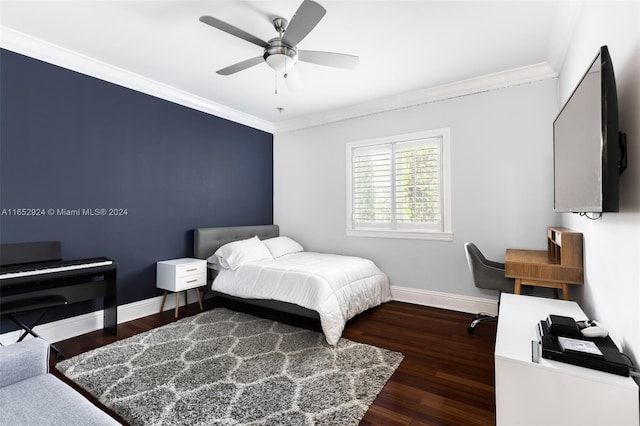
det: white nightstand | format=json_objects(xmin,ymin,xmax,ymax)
[{"xmin": 157, "ymin": 258, "xmax": 207, "ymax": 318}]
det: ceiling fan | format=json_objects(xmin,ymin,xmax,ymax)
[{"xmin": 199, "ymin": 0, "xmax": 358, "ymax": 85}]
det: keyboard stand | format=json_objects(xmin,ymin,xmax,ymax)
[{"xmin": 1, "ymin": 295, "xmax": 69, "ymax": 358}]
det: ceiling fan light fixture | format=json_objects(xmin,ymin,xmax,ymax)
[
  {"xmin": 265, "ymin": 53, "xmax": 296, "ymax": 73},
  {"xmin": 264, "ymin": 42, "xmax": 298, "ymax": 73}
]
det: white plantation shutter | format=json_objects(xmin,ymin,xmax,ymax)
[
  {"xmin": 352, "ymin": 144, "xmax": 392, "ymax": 228},
  {"xmin": 347, "ymin": 129, "xmax": 451, "ymax": 240},
  {"xmin": 394, "ymin": 139, "xmax": 441, "ymax": 229}
]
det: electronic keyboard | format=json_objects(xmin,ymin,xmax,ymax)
[
  {"xmin": 0, "ymin": 258, "xmax": 113, "ymax": 281},
  {"xmin": 0, "ymin": 241, "xmax": 118, "ymax": 335}
]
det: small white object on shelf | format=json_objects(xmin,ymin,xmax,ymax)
[
  {"xmin": 157, "ymin": 258, "xmax": 206, "ymax": 318},
  {"xmin": 581, "ymin": 325, "xmax": 609, "ymax": 338}
]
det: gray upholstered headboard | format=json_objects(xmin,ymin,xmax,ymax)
[{"xmin": 193, "ymin": 224, "xmax": 280, "ymax": 260}]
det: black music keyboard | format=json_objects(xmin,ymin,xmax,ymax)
[
  {"xmin": 0, "ymin": 242, "xmax": 118, "ymax": 335},
  {"xmin": 0, "ymin": 257, "xmax": 113, "ymax": 284}
]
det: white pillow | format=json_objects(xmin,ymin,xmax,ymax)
[
  {"xmin": 263, "ymin": 236, "xmax": 304, "ymax": 258},
  {"xmin": 206, "ymin": 253, "xmax": 222, "ymax": 270},
  {"xmin": 214, "ymin": 236, "xmax": 273, "ymax": 270}
]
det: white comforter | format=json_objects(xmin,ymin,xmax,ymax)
[{"xmin": 211, "ymin": 252, "xmax": 391, "ymax": 345}]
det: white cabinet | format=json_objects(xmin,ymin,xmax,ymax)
[
  {"xmin": 157, "ymin": 258, "xmax": 206, "ymax": 317},
  {"xmin": 494, "ymin": 293, "xmax": 639, "ymax": 425}
]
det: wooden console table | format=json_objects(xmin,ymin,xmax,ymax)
[{"xmin": 505, "ymin": 227, "xmax": 583, "ymax": 300}]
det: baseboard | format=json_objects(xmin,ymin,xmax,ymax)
[
  {"xmin": 0, "ymin": 287, "xmax": 495, "ymax": 345},
  {"xmin": 0, "ymin": 289, "xmax": 201, "ymax": 346},
  {"xmin": 390, "ymin": 286, "xmax": 498, "ymax": 315}
]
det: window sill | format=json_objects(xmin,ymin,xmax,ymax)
[{"xmin": 346, "ymin": 229, "xmax": 453, "ymax": 241}]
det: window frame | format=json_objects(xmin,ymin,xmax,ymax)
[{"xmin": 345, "ymin": 128, "xmax": 452, "ymax": 241}]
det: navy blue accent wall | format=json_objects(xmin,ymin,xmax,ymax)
[{"xmin": 0, "ymin": 49, "xmax": 273, "ymax": 330}]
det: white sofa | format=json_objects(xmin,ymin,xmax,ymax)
[{"xmin": 0, "ymin": 337, "xmax": 119, "ymax": 425}]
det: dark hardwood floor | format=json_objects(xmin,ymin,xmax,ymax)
[{"xmin": 50, "ymin": 298, "xmax": 497, "ymax": 426}]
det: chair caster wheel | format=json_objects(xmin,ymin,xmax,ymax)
[{"xmin": 467, "ymin": 326, "xmax": 475, "ymax": 334}]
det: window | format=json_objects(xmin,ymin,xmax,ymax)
[{"xmin": 346, "ymin": 129, "xmax": 452, "ymax": 240}]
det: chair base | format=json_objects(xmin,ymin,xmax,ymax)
[{"xmin": 467, "ymin": 312, "xmax": 497, "ymax": 334}]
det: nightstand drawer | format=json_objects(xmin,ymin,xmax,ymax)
[
  {"xmin": 173, "ymin": 273, "xmax": 206, "ymax": 292},
  {"xmin": 174, "ymin": 261, "xmax": 206, "ymax": 278}
]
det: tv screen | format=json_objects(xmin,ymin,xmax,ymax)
[{"xmin": 553, "ymin": 46, "xmax": 621, "ymax": 213}]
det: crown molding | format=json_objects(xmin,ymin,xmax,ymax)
[
  {"xmin": 2, "ymin": 26, "xmax": 557, "ymax": 136},
  {"xmin": 273, "ymin": 62, "xmax": 558, "ymax": 133},
  {"xmin": 0, "ymin": 26, "xmax": 276, "ymax": 134}
]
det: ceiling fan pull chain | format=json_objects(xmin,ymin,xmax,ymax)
[
  {"xmin": 275, "ymin": 71, "xmax": 278, "ymax": 95},
  {"xmin": 284, "ymin": 59, "xmax": 288, "ymax": 79}
]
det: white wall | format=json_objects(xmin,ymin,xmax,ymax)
[
  {"xmin": 556, "ymin": 1, "xmax": 640, "ymax": 370},
  {"xmin": 274, "ymin": 78, "xmax": 557, "ymax": 307}
]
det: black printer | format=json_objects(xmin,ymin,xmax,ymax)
[{"xmin": 536, "ymin": 319, "xmax": 629, "ymax": 376}]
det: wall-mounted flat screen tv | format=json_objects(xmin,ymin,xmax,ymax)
[{"xmin": 553, "ymin": 45, "xmax": 626, "ymax": 214}]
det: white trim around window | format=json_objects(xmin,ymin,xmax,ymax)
[{"xmin": 346, "ymin": 128, "xmax": 452, "ymax": 241}]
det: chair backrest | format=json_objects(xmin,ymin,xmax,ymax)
[{"xmin": 464, "ymin": 242, "xmax": 514, "ymax": 293}]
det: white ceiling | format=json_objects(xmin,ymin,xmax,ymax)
[{"xmin": 0, "ymin": 1, "xmax": 582, "ymax": 133}]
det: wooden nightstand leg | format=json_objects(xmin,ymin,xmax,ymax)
[
  {"xmin": 174, "ymin": 292, "xmax": 180, "ymax": 318},
  {"xmin": 196, "ymin": 288, "xmax": 203, "ymax": 310},
  {"xmin": 160, "ymin": 291, "xmax": 168, "ymax": 313}
]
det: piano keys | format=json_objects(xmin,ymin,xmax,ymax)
[
  {"xmin": 0, "ymin": 241, "xmax": 117, "ymax": 335},
  {"xmin": 0, "ymin": 258, "xmax": 114, "ymax": 281}
]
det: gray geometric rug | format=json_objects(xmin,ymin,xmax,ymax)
[{"xmin": 56, "ymin": 308, "xmax": 403, "ymax": 425}]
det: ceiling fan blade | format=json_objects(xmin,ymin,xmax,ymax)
[
  {"xmin": 284, "ymin": 68, "xmax": 304, "ymax": 91},
  {"xmin": 298, "ymin": 50, "xmax": 359, "ymax": 69},
  {"xmin": 199, "ymin": 16, "xmax": 269, "ymax": 48},
  {"xmin": 216, "ymin": 56, "xmax": 264, "ymax": 76},
  {"xmin": 281, "ymin": 0, "xmax": 326, "ymax": 47}
]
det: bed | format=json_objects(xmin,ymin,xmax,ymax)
[{"xmin": 193, "ymin": 225, "xmax": 392, "ymax": 345}]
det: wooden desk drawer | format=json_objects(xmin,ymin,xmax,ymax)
[{"xmin": 505, "ymin": 249, "xmax": 583, "ymax": 284}]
